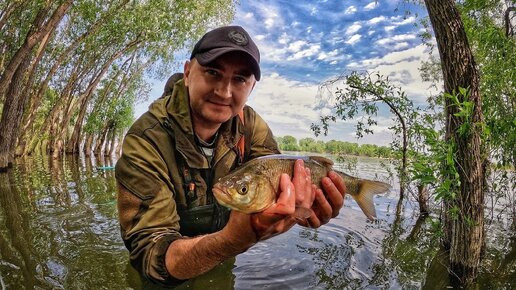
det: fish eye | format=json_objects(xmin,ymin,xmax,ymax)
[{"xmin": 239, "ymin": 186, "xmax": 248, "ymax": 195}]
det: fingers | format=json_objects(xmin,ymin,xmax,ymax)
[
  {"xmin": 292, "ymin": 159, "xmax": 307, "ymax": 205},
  {"xmin": 328, "ymin": 171, "xmax": 346, "ymax": 197},
  {"xmin": 313, "ymin": 188, "xmax": 333, "ymax": 224},
  {"xmin": 292, "ymin": 159, "xmax": 315, "ymax": 210},
  {"xmin": 268, "ymin": 173, "xmax": 295, "ymax": 215},
  {"xmin": 252, "ymin": 173, "xmax": 297, "ymax": 241},
  {"xmin": 322, "ymin": 172, "xmax": 346, "ymax": 218}
]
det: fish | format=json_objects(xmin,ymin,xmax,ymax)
[{"xmin": 212, "ymin": 154, "xmax": 391, "ymax": 220}]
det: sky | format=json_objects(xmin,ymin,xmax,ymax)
[{"xmin": 136, "ymin": 0, "xmax": 436, "ymax": 146}]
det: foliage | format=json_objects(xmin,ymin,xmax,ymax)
[
  {"xmin": 0, "ymin": 0, "xmax": 237, "ymax": 158},
  {"xmin": 460, "ymin": 0, "xmax": 516, "ymax": 169},
  {"xmin": 275, "ymin": 136, "xmax": 394, "ymax": 159},
  {"xmin": 276, "ymin": 135, "xmax": 300, "ymax": 151},
  {"xmin": 312, "ymin": 72, "xmax": 418, "ymax": 199},
  {"xmin": 417, "ymin": 0, "xmax": 515, "ymax": 229}
]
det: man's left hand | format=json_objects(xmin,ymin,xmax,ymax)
[{"xmin": 297, "ymin": 169, "xmax": 346, "ymax": 228}]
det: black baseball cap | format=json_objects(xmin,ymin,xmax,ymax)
[{"xmin": 190, "ymin": 26, "xmax": 261, "ymax": 81}]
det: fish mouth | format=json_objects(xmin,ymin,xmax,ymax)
[{"xmin": 212, "ymin": 183, "xmax": 230, "ymax": 202}]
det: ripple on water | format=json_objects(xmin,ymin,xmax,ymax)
[
  {"xmin": 231, "ymin": 205, "xmax": 398, "ymax": 290},
  {"xmin": 234, "ymin": 227, "xmax": 318, "ymax": 290}
]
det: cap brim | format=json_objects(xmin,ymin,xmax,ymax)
[{"xmin": 195, "ymin": 47, "xmax": 261, "ymax": 81}]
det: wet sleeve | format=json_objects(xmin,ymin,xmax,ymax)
[{"xmin": 115, "ymin": 133, "xmax": 185, "ymax": 285}]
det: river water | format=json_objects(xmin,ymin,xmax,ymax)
[{"xmin": 0, "ymin": 154, "xmax": 513, "ymax": 289}]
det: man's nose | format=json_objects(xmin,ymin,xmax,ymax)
[{"xmin": 214, "ymin": 79, "xmax": 232, "ymax": 98}]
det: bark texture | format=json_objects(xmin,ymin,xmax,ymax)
[{"xmin": 424, "ymin": 0, "xmax": 486, "ymax": 285}]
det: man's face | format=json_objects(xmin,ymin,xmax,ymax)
[{"xmin": 184, "ymin": 52, "xmax": 257, "ymax": 129}]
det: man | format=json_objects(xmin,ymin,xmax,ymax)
[{"xmin": 115, "ymin": 25, "xmax": 346, "ymax": 286}]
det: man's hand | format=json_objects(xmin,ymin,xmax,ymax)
[
  {"xmin": 297, "ymin": 168, "xmax": 346, "ymax": 228},
  {"xmin": 222, "ymin": 173, "xmax": 297, "ymax": 244}
]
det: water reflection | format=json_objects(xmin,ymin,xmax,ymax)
[{"xmin": 0, "ymin": 155, "xmax": 513, "ymax": 289}]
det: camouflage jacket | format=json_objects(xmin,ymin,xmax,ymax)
[{"xmin": 115, "ymin": 79, "xmax": 279, "ymax": 285}]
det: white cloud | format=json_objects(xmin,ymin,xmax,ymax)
[
  {"xmin": 368, "ymin": 16, "xmax": 387, "ymax": 25},
  {"xmin": 288, "ymin": 40, "xmax": 308, "ymax": 52},
  {"xmin": 346, "ymin": 44, "xmax": 439, "ymax": 104},
  {"xmin": 346, "ymin": 22, "xmax": 362, "ymax": 35},
  {"xmin": 248, "ymin": 73, "xmax": 321, "ymax": 139},
  {"xmin": 376, "ymin": 33, "xmax": 417, "ymax": 45},
  {"xmin": 278, "ymin": 32, "xmax": 290, "ymax": 45},
  {"xmin": 344, "ymin": 5, "xmax": 357, "ymax": 15},
  {"xmin": 310, "ymin": 6, "xmax": 318, "ymax": 16},
  {"xmin": 384, "ymin": 25, "xmax": 396, "ymax": 32},
  {"xmin": 345, "ymin": 34, "xmax": 362, "ymax": 45},
  {"xmin": 392, "ymin": 16, "xmax": 416, "ymax": 26},
  {"xmin": 364, "ymin": 2, "xmax": 379, "ymax": 11},
  {"xmin": 264, "ymin": 18, "xmax": 275, "ymax": 29},
  {"xmin": 245, "ymin": 3, "xmax": 284, "ymax": 31},
  {"xmin": 213, "ymin": 0, "xmax": 435, "ymax": 145},
  {"xmin": 317, "ymin": 49, "xmax": 337, "ymax": 59},
  {"xmin": 287, "ymin": 44, "xmax": 321, "ymax": 61}
]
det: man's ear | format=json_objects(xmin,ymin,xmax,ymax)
[{"xmin": 183, "ymin": 60, "xmax": 192, "ymax": 86}]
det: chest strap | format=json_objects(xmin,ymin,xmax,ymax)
[{"xmin": 236, "ymin": 109, "xmax": 245, "ymax": 164}]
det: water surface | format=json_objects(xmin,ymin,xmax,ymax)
[{"xmin": 0, "ymin": 155, "xmax": 513, "ymax": 289}]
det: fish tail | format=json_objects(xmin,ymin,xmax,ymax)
[{"xmin": 349, "ymin": 179, "xmax": 391, "ymax": 220}]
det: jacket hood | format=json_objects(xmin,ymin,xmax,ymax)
[{"xmin": 148, "ymin": 79, "xmax": 194, "ymax": 134}]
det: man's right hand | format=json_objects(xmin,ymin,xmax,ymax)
[{"xmin": 221, "ymin": 173, "xmax": 297, "ymax": 245}]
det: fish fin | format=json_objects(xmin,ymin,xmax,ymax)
[
  {"xmin": 351, "ymin": 180, "xmax": 391, "ymax": 220},
  {"xmin": 309, "ymin": 156, "xmax": 334, "ymax": 166}
]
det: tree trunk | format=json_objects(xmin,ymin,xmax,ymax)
[
  {"xmin": 94, "ymin": 123, "xmax": 111, "ymax": 155},
  {"xmin": 15, "ymin": 25, "xmax": 57, "ymax": 157},
  {"xmin": 104, "ymin": 128, "xmax": 115, "ymax": 156},
  {"xmin": 114, "ymin": 133, "xmax": 123, "ymax": 156},
  {"xmin": 0, "ymin": 57, "xmax": 31, "ymax": 170},
  {"xmin": 83, "ymin": 132, "xmax": 94, "ymax": 157},
  {"xmin": 425, "ymin": 0, "xmax": 486, "ymax": 285},
  {"xmin": 21, "ymin": 1, "xmax": 131, "ymax": 142},
  {"xmin": 0, "ymin": 0, "xmax": 73, "ymax": 170},
  {"xmin": 417, "ymin": 184, "xmax": 429, "ymax": 216},
  {"xmin": 0, "ymin": 0, "xmax": 72, "ymax": 97},
  {"xmin": 65, "ymin": 40, "xmax": 140, "ymax": 154}
]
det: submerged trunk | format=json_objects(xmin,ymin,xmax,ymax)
[
  {"xmin": 425, "ymin": 0, "xmax": 486, "ymax": 285},
  {"xmin": 0, "ymin": 1, "xmax": 72, "ymax": 170},
  {"xmin": 105, "ymin": 128, "xmax": 116, "ymax": 156},
  {"xmin": 417, "ymin": 184, "xmax": 430, "ymax": 216},
  {"xmin": 94, "ymin": 124, "xmax": 110, "ymax": 155},
  {"xmin": 114, "ymin": 133, "xmax": 123, "ymax": 156},
  {"xmin": 83, "ymin": 133, "xmax": 94, "ymax": 157},
  {"xmin": 0, "ymin": 57, "xmax": 31, "ymax": 170}
]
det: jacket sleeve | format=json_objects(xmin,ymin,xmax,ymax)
[
  {"xmin": 245, "ymin": 106, "xmax": 281, "ymax": 159},
  {"xmin": 115, "ymin": 133, "xmax": 184, "ymax": 285}
]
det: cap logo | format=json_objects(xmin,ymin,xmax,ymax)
[{"xmin": 228, "ymin": 30, "xmax": 248, "ymax": 46}]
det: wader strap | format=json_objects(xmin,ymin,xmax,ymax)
[
  {"xmin": 180, "ymin": 160, "xmax": 197, "ymax": 209},
  {"xmin": 236, "ymin": 109, "xmax": 245, "ymax": 164}
]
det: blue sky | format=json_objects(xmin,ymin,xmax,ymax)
[{"xmin": 137, "ymin": 0, "xmax": 436, "ymax": 146}]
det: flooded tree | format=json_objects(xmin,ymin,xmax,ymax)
[
  {"xmin": 424, "ymin": 0, "xmax": 486, "ymax": 285},
  {"xmin": 0, "ymin": 1, "xmax": 73, "ymax": 170},
  {"xmin": 0, "ymin": 0, "xmax": 236, "ymax": 170},
  {"xmin": 312, "ymin": 72, "xmax": 417, "ymax": 205}
]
